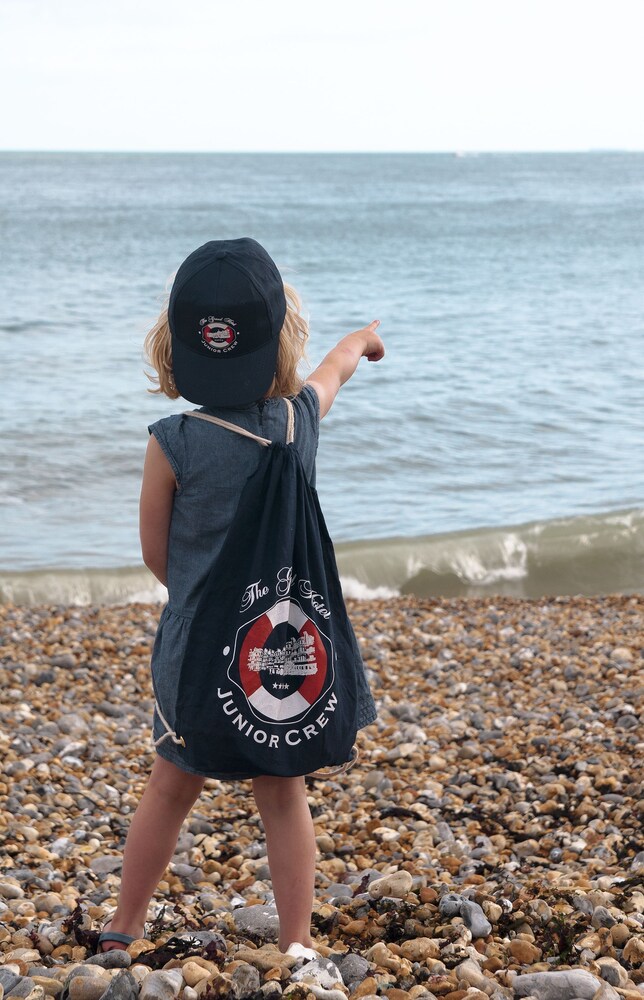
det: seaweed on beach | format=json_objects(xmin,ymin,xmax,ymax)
[
  {"xmin": 537, "ymin": 910, "xmax": 588, "ymax": 965},
  {"xmin": 610, "ymin": 871, "xmax": 644, "ymax": 902},
  {"xmin": 311, "ymin": 905, "xmax": 341, "ymax": 937},
  {"xmin": 146, "ymin": 903, "xmax": 170, "ymax": 941},
  {"xmin": 62, "ymin": 903, "xmax": 101, "ymax": 951},
  {"xmin": 133, "ymin": 934, "xmax": 226, "ymax": 969},
  {"xmin": 133, "ymin": 907, "xmax": 226, "ymax": 968},
  {"xmin": 379, "ymin": 805, "xmax": 426, "ymax": 822},
  {"xmin": 373, "ymin": 898, "xmax": 419, "ymax": 943},
  {"xmin": 352, "ymin": 873, "xmax": 372, "ymax": 897}
]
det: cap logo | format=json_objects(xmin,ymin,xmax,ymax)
[{"xmin": 199, "ymin": 316, "xmax": 239, "ymax": 354}]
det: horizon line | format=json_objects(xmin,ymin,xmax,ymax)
[{"xmin": 1, "ymin": 147, "xmax": 642, "ymax": 156}]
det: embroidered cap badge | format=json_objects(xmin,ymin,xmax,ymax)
[{"xmin": 199, "ymin": 317, "xmax": 238, "ymax": 354}]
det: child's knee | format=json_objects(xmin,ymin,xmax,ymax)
[
  {"xmin": 253, "ymin": 774, "xmax": 307, "ymax": 810},
  {"xmin": 149, "ymin": 756, "xmax": 204, "ymax": 803}
]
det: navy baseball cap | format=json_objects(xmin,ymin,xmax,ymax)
[{"xmin": 168, "ymin": 238, "xmax": 287, "ymax": 407}]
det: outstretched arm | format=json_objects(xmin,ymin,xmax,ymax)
[{"xmin": 305, "ymin": 320, "xmax": 384, "ymax": 418}]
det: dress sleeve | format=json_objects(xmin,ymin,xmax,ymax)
[{"xmin": 148, "ymin": 416, "xmax": 186, "ymax": 490}]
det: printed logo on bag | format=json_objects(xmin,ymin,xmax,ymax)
[
  {"xmin": 227, "ymin": 598, "xmax": 334, "ymax": 724},
  {"xmin": 199, "ymin": 316, "xmax": 238, "ymax": 353}
]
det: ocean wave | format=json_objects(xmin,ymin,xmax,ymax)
[
  {"xmin": 1, "ymin": 506, "xmax": 642, "ymax": 606},
  {"xmin": 0, "ymin": 566, "xmax": 166, "ymax": 607},
  {"xmin": 334, "ymin": 506, "xmax": 644, "ymax": 600}
]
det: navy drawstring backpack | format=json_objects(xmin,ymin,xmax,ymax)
[{"xmin": 153, "ymin": 398, "xmax": 361, "ymax": 778}]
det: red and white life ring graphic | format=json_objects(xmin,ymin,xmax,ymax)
[
  {"xmin": 201, "ymin": 322, "xmax": 236, "ymax": 351},
  {"xmin": 234, "ymin": 599, "xmax": 329, "ymax": 722}
]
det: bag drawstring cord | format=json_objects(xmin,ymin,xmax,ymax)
[
  {"xmin": 153, "ymin": 699, "xmax": 186, "ymax": 748},
  {"xmin": 308, "ymin": 744, "xmax": 359, "ymax": 779}
]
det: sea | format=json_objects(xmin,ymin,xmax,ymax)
[{"xmin": 1, "ymin": 151, "xmax": 643, "ymax": 605}]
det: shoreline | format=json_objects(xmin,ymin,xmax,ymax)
[
  {"xmin": 2, "ymin": 505, "xmax": 644, "ymax": 606},
  {"xmin": 0, "ymin": 594, "xmax": 642, "ymax": 995}
]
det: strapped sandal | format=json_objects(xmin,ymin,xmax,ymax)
[
  {"xmin": 97, "ymin": 929, "xmax": 137, "ymax": 949},
  {"xmin": 97, "ymin": 918, "xmax": 147, "ymax": 951}
]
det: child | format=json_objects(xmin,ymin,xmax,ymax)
[{"xmin": 98, "ymin": 238, "xmax": 385, "ymax": 957}]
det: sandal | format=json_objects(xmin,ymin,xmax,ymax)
[{"xmin": 97, "ymin": 918, "xmax": 145, "ymax": 952}]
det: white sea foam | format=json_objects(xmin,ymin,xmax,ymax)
[
  {"xmin": 447, "ymin": 533, "xmax": 528, "ymax": 585},
  {"xmin": 340, "ymin": 576, "xmax": 399, "ymax": 601},
  {"xmin": 491, "ymin": 534, "xmax": 529, "ymax": 582}
]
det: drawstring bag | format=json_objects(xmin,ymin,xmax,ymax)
[{"xmin": 154, "ymin": 398, "xmax": 361, "ymax": 779}]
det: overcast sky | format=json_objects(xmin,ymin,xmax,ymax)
[{"xmin": 2, "ymin": 0, "xmax": 643, "ymax": 152}]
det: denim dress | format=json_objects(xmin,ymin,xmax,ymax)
[{"xmin": 147, "ymin": 384, "xmax": 377, "ymax": 778}]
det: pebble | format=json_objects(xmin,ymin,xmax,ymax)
[
  {"xmin": 232, "ymin": 903, "xmax": 280, "ymax": 942},
  {"xmin": 4, "ymin": 981, "xmax": 37, "ymax": 1000},
  {"xmin": 99, "ymin": 971, "xmax": 139, "ymax": 1000},
  {"xmin": 623, "ymin": 937, "xmax": 644, "ymax": 964},
  {"xmin": 85, "ymin": 953, "xmax": 131, "ymax": 970},
  {"xmin": 0, "ymin": 975, "xmax": 22, "ymax": 997},
  {"xmin": 175, "ymin": 931, "xmax": 226, "ymax": 951},
  {"xmin": 399, "ymin": 939, "xmax": 441, "ymax": 963},
  {"xmin": 301, "ymin": 989, "xmax": 346, "ymax": 1000},
  {"xmin": 363, "ymin": 944, "xmax": 402, "ymax": 974},
  {"xmin": 89, "ymin": 857, "xmax": 123, "ymax": 876},
  {"xmin": 438, "ymin": 895, "xmax": 491, "ymax": 938},
  {"xmin": 233, "ymin": 947, "xmax": 294, "ymax": 974},
  {"xmin": 139, "ymin": 972, "xmax": 183, "ymax": 1000},
  {"xmin": 592, "ymin": 985, "xmax": 622, "ymax": 1000},
  {"xmin": 65, "ymin": 970, "xmax": 110, "ymax": 987},
  {"xmin": 595, "ymin": 959, "xmax": 628, "ymax": 988},
  {"xmin": 180, "ymin": 966, "xmax": 211, "ymax": 989},
  {"xmin": 49, "ymin": 654, "xmax": 76, "ymax": 669},
  {"xmin": 30, "ymin": 980, "xmax": 62, "ymax": 999},
  {"xmin": 291, "ymin": 960, "xmax": 344, "ymax": 990},
  {"xmin": 513, "ymin": 970, "xmax": 605, "ymax": 999},
  {"xmin": 337, "ymin": 955, "xmax": 370, "ymax": 989},
  {"xmin": 0, "ymin": 883, "xmax": 24, "ymax": 901},
  {"xmin": 68, "ymin": 980, "xmax": 111, "ymax": 1000},
  {"xmin": 260, "ymin": 985, "xmax": 282, "ymax": 999},
  {"xmin": 21, "ymin": 988, "xmax": 46, "ymax": 1000},
  {"xmin": 195, "ymin": 973, "xmax": 231, "ymax": 997},
  {"xmin": 0, "ymin": 596, "xmax": 642, "ymax": 998},
  {"xmin": 368, "ymin": 871, "xmax": 413, "ymax": 900},
  {"xmin": 231, "ymin": 965, "xmax": 261, "ymax": 999},
  {"xmin": 507, "ymin": 940, "xmax": 541, "ymax": 964}
]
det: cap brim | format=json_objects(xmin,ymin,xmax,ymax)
[{"xmin": 172, "ymin": 334, "xmax": 279, "ymax": 407}]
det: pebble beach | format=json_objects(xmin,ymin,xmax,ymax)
[{"xmin": 0, "ymin": 595, "xmax": 642, "ymax": 1000}]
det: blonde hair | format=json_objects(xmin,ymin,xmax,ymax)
[{"xmin": 143, "ymin": 281, "xmax": 309, "ymax": 401}]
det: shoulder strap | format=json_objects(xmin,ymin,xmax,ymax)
[
  {"xmin": 183, "ymin": 397, "xmax": 295, "ymax": 447},
  {"xmin": 183, "ymin": 411, "xmax": 272, "ymax": 446},
  {"xmin": 284, "ymin": 397, "xmax": 295, "ymax": 445}
]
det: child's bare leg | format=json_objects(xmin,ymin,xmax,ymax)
[
  {"xmin": 252, "ymin": 775, "xmax": 316, "ymax": 951},
  {"xmin": 101, "ymin": 756, "xmax": 205, "ymax": 949}
]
